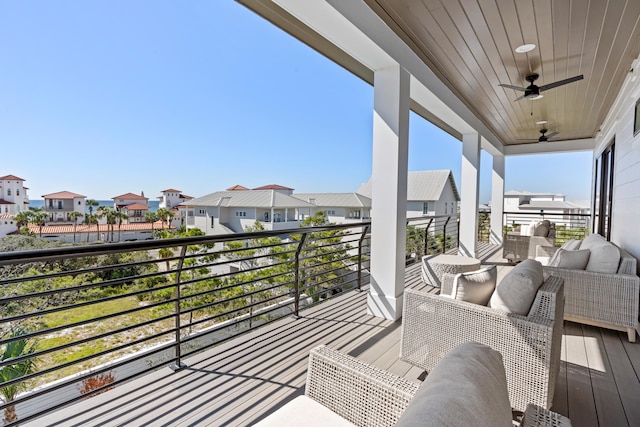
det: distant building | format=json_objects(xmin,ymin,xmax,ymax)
[
  {"xmin": 0, "ymin": 213, "xmax": 17, "ymax": 237},
  {"xmin": 112, "ymin": 192, "xmax": 149, "ymax": 223},
  {"xmin": 292, "ymin": 193, "xmax": 371, "ymax": 223},
  {"xmin": 42, "ymin": 191, "xmax": 86, "ymax": 223},
  {"xmin": 158, "ymin": 188, "xmax": 193, "ymax": 210},
  {"xmin": 0, "ymin": 174, "xmax": 29, "ymax": 215},
  {"xmin": 503, "ymin": 190, "xmax": 591, "ymax": 226},
  {"xmin": 358, "ymin": 170, "xmax": 460, "ymax": 218},
  {"xmin": 179, "ymin": 185, "xmax": 314, "ymax": 235},
  {"xmin": 25, "ymin": 221, "xmax": 170, "ymax": 243}
]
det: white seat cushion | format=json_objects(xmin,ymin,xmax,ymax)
[
  {"xmin": 548, "ymin": 249, "xmax": 591, "ymax": 270},
  {"xmin": 253, "ymin": 396, "xmax": 355, "ymax": 427},
  {"xmin": 489, "ymin": 259, "xmax": 544, "ymax": 315}
]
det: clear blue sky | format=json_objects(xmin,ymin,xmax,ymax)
[{"xmin": 1, "ymin": 1, "xmax": 592, "ymax": 203}]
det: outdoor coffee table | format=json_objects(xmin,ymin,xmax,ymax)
[{"xmin": 420, "ymin": 254, "xmax": 481, "ymax": 287}]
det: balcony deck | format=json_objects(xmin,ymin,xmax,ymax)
[{"xmin": 31, "ymin": 243, "xmax": 640, "ymax": 426}]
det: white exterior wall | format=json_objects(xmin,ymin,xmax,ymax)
[
  {"xmin": 0, "ymin": 217, "xmax": 18, "ymax": 237},
  {"xmin": 596, "ymin": 56, "xmax": 640, "ymax": 267},
  {"xmin": 0, "ymin": 179, "xmax": 28, "ymax": 215}
]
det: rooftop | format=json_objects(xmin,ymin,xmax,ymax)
[{"xmin": 41, "ymin": 191, "xmax": 86, "ymax": 199}]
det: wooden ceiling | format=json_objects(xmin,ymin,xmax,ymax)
[{"xmin": 364, "ymin": 0, "xmax": 640, "ymax": 145}]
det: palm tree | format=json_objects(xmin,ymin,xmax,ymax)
[
  {"xmin": 85, "ymin": 199, "xmax": 99, "ymax": 217},
  {"xmin": 158, "ymin": 247, "xmax": 174, "ymax": 271},
  {"xmin": 115, "ymin": 211, "xmax": 129, "ymax": 242},
  {"xmin": 13, "ymin": 211, "xmax": 30, "ymax": 231},
  {"xmin": 145, "ymin": 212, "xmax": 158, "ymax": 234},
  {"xmin": 0, "ymin": 327, "xmax": 38, "ymax": 425},
  {"xmin": 156, "ymin": 208, "xmax": 174, "ymax": 229},
  {"xmin": 68, "ymin": 211, "xmax": 83, "ymax": 243},
  {"xmin": 27, "ymin": 207, "xmax": 47, "ymax": 237},
  {"xmin": 97, "ymin": 207, "xmax": 117, "ymax": 242}
]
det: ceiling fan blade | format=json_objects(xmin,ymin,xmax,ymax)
[
  {"xmin": 498, "ymin": 83, "xmax": 526, "ymax": 91},
  {"xmin": 539, "ymin": 75, "xmax": 584, "ymax": 91},
  {"xmin": 546, "ymin": 132, "xmax": 559, "ymax": 139},
  {"xmin": 512, "ymin": 94, "xmax": 526, "ymax": 102}
]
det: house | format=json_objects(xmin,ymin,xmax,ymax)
[
  {"xmin": 179, "ymin": 187, "xmax": 314, "ymax": 235},
  {"xmin": 112, "ymin": 192, "xmax": 149, "ymax": 223},
  {"xmin": 358, "ymin": 170, "xmax": 460, "ymax": 219},
  {"xmin": 503, "ymin": 190, "xmax": 591, "ymax": 227},
  {"xmin": 292, "ymin": 193, "xmax": 371, "ymax": 223},
  {"xmin": 158, "ymin": 188, "xmax": 193, "ymax": 210},
  {"xmin": 0, "ymin": 174, "xmax": 29, "ymax": 215},
  {"xmin": 42, "ymin": 191, "xmax": 86, "ymax": 223}
]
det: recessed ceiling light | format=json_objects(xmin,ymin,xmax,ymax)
[
  {"xmin": 536, "ymin": 120, "xmax": 548, "ymax": 125},
  {"xmin": 515, "ymin": 44, "xmax": 536, "ymax": 53}
]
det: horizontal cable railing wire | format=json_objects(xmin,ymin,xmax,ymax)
[
  {"xmin": 0, "ymin": 222, "xmax": 377, "ymax": 425},
  {"xmin": 503, "ymin": 211, "xmax": 591, "ymax": 245}
]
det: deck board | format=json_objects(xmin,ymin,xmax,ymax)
[{"xmin": 26, "ymin": 243, "xmax": 640, "ymax": 426}]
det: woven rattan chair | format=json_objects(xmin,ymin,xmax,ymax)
[
  {"xmin": 257, "ymin": 345, "xmax": 571, "ymax": 427},
  {"xmin": 400, "ymin": 276, "xmax": 564, "ymax": 413}
]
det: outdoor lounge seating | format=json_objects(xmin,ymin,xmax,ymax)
[
  {"xmin": 540, "ymin": 233, "xmax": 640, "ymax": 342},
  {"xmin": 503, "ymin": 220, "xmax": 556, "ymax": 263},
  {"xmin": 255, "ymin": 342, "xmax": 571, "ymax": 427},
  {"xmin": 401, "ymin": 260, "xmax": 564, "ymax": 412}
]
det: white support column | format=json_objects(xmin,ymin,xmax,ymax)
[
  {"xmin": 459, "ymin": 133, "xmax": 481, "ymax": 258},
  {"xmin": 368, "ymin": 64, "xmax": 410, "ymax": 321},
  {"xmin": 490, "ymin": 155, "xmax": 505, "ymax": 245}
]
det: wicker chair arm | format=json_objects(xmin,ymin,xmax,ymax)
[
  {"xmin": 528, "ymin": 276, "xmax": 564, "ymax": 320},
  {"xmin": 305, "ymin": 345, "xmax": 419, "ymax": 427},
  {"xmin": 522, "ymin": 403, "xmax": 573, "ymax": 426},
  {"xmin": 440, "ymin": 273, "xmax": 455, "ymax": 295}
]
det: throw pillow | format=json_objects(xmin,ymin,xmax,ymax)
[
  {"xmin": 489, "ymin": 259, "xmax": 544, "ymax": 315},
  {"xmin": 580, "ymin": 233, "xmax": 605, "ymax": 251},
  {"xmin": 548, "ymin": 249, "xmax": 590, "ymax": 270},
  {"xmin": 585, "ymin": 241, "xmax": 620, "ymax": 273},
  {"xmin": 450, "ymin": 265, "xmax": 497, "ymax": 306},
  {"xmin": 394, "ymin": 342, "xmax": 512, "ymax": 427},
  {"xmin": 533, "ymin": 223, "xmax": 550, "ymax": 237}
]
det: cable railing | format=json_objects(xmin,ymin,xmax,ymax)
[
  {"xmin": 405, "ymin": 214, "xmax": 459, "ymax": 262},
  {"xmin": 503, "ymin": 211, "xmax": 591, "ymax": 245},
  {"xmin": 0, "ymin": 222, "xmax": 377, "ymax": 426}
]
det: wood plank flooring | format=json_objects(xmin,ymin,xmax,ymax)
[{"xmin": 24, "ymin": 244, "xmax": 640, "ymax": 426}]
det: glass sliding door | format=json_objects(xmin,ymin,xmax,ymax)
[{"xmin": 593, "ymin": 140, "xmax": 615, "ymax": 240}]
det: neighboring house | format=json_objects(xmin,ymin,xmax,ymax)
[
  {"xmin": 252, "ymin": 184, "xmax": 294, "ymax": 195},
  {"xmin": 292, "ymin": 193, "xmax": 371, "ymax": 223},
  {"xmin": 25, "ymin": 221, "xmax": 170, "ymax": 243},
  {"xmin": 42, "ymin": 191, "xmax": 86, "ymax": 223},
  {"xmin": 158, "ymin": 188, "xmax": 193, "ymax": 210},
  {"xmin": 358, "ymin": 170, "xmax": 460, "ymax": 219},
  {"xmin": 179, "ymin": 187, "xmax": 314, "ymax": 235},
  {"xmin": 0, "ymin": 213, "xmax": 17, "ymax": 237},
  {"xmin": 503, "ymin": 190, "xmax": 591, "ymax": 226},
  {"xmin": 0, "ymin": 174, "xmax": 29, "ymax": 215},
  {"xmin": 112, "ymin": 192, "xmax": 149, "ymax": 223}
]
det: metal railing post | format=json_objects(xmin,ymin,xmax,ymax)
[
  {"xmin": 443, "ymin": 216, "xmax": 451, "ymax": 253},
  {"xmin": 170, "ymin": 244, "xmax": 188, "ymax": 371},
  {"xmin": 293, "ymin": 233, "xmax": 307, "ymax": 318},
  {"xmin": 423, "ymin": 218, "xmax": 434, "ymax": 255},
  {"xmin": 357, "ymin": 225, "xmax": 369, "ymax": 291}
]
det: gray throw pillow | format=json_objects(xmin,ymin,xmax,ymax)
[
  {"xmin": 450, "ymin": 265, "xmax": 497, "ymax": 306},
  {"xmin": 489, "ymin": 259, "xmax": 544, "ymax": 315},
  {"xmin": 585, "ymin": 241, "xmax": 620, "ymax": 273},
  {"xmin": 394, "ymin": 342, "xmax": 512, "ymax": 427},
  {"xmin": 533, "ymin": 223, "xmax": 549, "ymax": 237},
  {"xmin": 548, "ymin": 249, "xmax": 590, "ymax": 270}
]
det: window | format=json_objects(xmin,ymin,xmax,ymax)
[
  {"xmin": 422, "ymin": 202, "xmax": 429, "ymax": 215},
  {"xmin": 444, "ymin": 202, "xmax": 448, "ymax": 214},
  {"xmin": 198, "ymin": 209, "xmax": 206, "ymax": 215},
  {"xmin": 635, "ymin": 98, "xmax": 640, "ymax": 135},
  {"xmin": 235, "ymin": 211, "xmax": 247, "ymax": 217},
  {"xmin": 325, "ymin": 210, "xmax": 336, "ymax": 216},
  {"xmin": 593, "ymin": 139, "xmax": 615, "ymax": 240},
  {"xmin": 7, "ymin": 189, "xmax": 11, "ymax": 196},
  {"xmin": 16, "ymin": 189, "xmax": 20, "ymax": 196}
]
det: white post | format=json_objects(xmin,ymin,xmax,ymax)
[
  {"xmin": 490, "ymin": 155, "xmax": 505, "ymax": 245},
  {"xmin": 459, "ymin": 133, "xmax": 481, "ymax": 258},
  {"xmin": 367, "ymin": 64, "xmax": 410, "ymax": 321}
]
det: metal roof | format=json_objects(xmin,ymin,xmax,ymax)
[
  {"xmin": 181, "ymin": 190, "xmax": 314, "ymax": 209},
  {"xmin": 358, "ymin": 170, "xmax": 460, "ymax": 202},
  {"xmin": 293, "ymin": 193, "xmax": 372, "ymax": 208}
]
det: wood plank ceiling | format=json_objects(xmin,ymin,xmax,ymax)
[{"xmin": 364, "ymin": 0, "xmax": 640, "ymax": 146}]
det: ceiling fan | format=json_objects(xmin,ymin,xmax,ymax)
[
  {"xmin": 517, "ymin": 128, "xmax": 559, "ymax": 143},
  {"xmin": 499, "ymin": 73, "xmax": 583, "ymax": 101}
]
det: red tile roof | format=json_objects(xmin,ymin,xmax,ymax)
[
  {"xmin": 0, "ymin": 199, "xmax": 15, "ymax": 205},
  {"xmin": 42, "ymin": 191, "xmax": 87, "ymax": 199},
  {"xmin": 121, "ymin": 203, "xmax": 149, "ymax": 211},
  {"xmin": 179, "ymin": 194, "xmax": 193, "ymax": 199},
  {"xmin": 0, "ymin": 213, "xmax": 13, "ymax": 219},
  {"xmin": 0, "ymin": 174, "xmax": 25, "ymax": 181},
  {"xmin": 253, "ymin": 184, "xmax": 294, "ymax": 190},
  {"xmin": 227, "ymin": 185, "xmax": 249, "ymax": 191},
  {"xmin": 27, "ymin": 221, "xmax": 171, "ymax": 234},
  {"xmin": 112, "ymin": 193, "xmax": 149, "ymax": 201},
  {"xmin": 161, "ymin": 188, "xmax": 181, "ymax": 193}
]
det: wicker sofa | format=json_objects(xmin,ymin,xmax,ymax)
[
  {"xmin": 255, "ymin": 343, "xmax": 571, "ymax": 427},
  {"xmin": 540, "ymin": 234, "xmax": 640, "ymax": 342},
  {"xmin": 503, "ymin": 220, "xmax": 556, "ymax": 263},
  {"xmin": 400, "ymin": 270, "xmax": 564, "ymax": 412}
]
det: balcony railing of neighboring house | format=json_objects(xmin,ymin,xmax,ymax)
[
  {"xmin": 405, "ymin": 214, "xmax": 460, "ymax": 262},
  {"xmin": 0, "ymin": 222, "xmax": 375, "ymax": 426},
  {"xmin": 503, "ymin": 211, "xmax": 592, "ymax": 244}
]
